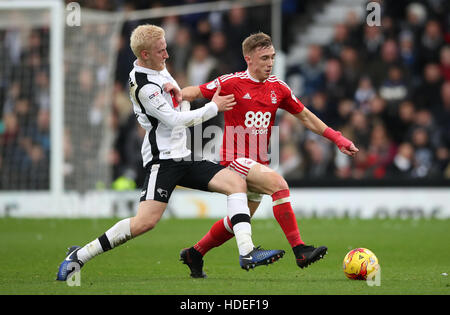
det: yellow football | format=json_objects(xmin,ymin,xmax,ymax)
[{"xmin": 343, "ymin": 248, "xmax": 379, "ymax": 280}]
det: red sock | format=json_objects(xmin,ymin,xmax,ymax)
[
  {"xmin": 272, "ymin": 189, "xmax": 304, "ymax": 248},
  {"xmin": 194, "ymin": 217, "xmax": 234, "ymax": 256}
]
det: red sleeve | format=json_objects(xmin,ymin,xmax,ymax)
[
  {"xmin": 279, "ymin": 83, "xmax": 304, "ymax": 115},
  {"xmin": 199, "ymin": 77, "xmax": 221, "ymax": 100}
]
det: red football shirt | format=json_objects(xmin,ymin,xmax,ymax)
[{"xmin": 199, "ymin": 70, "xmax": 304, "ymax": 166}]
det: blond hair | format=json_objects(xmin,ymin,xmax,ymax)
[
  {"xmin": 130, "ymin": 24, "xmax": 165, "ymax": 58},
  {"xmin": 242, "ymin": 32, "xmax": 273, "ymax": 56}
]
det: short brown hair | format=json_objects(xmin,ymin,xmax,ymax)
[
  {"xmin": 130, "ymin": 24, "xmax": 165, "ymax": 58},
  {"xmin": 242, "ymin": 32, "xmax": 273, "ymax": 56}
]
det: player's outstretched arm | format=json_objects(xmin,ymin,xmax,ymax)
[
  {"xmin": 181, "ymin": 86, "xmax": 203, "ymax": 102},
  {"xmin": 294, "ymin": 107, "xmax": 359, "ymax": 157},
  {"xmin": 138, "ymin": 84, "xmax": 219, "ymax": 128}
]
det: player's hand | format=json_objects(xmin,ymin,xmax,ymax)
[
  {"xmin": 340, "ymin": 142, "xmax": 359, "ymax": 157},
  {"xmin": 163, "ymin": 82, "xmax": 182, "ymax": 103},
  {"xmin": 212, "ymin": 85, "xmax": 236, "ymax": 112}
]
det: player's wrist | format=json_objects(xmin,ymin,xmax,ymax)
[
  {"xmin": 323, "ymin": 127, "xmax": 351, "ymax": 149},
  {"xmin": 206, "ymin": 101, "xmax": 219, "ymax": 114}
]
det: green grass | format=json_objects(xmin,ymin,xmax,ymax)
[{"xmin": 0, "ymin": 218, "xmax": 449, "ymax": 295}]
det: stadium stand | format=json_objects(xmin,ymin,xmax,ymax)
[{"xmin": 0, "ymin": 0, "xmax": 449, "ymax": 191}]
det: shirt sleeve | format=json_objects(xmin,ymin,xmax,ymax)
[
  {"xmin": 199, "ymin": 77, "xmax": 221, "ymax": 99},
  {"xmin": 138, "ymin": 84, "xmax": 218, "ymax": 128},
  {"xmin": 278, "ymin": 82, "xmax": 305, "ymax": 115}
]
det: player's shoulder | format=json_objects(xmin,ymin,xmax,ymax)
[
  {"xmin": 130, "ymin": 67, "xmax": 164, "ymax": 90},
  {"xmin": 218, "ymin": 71, "xmax": 249, "ymax": 84},
  {"xmin": 266, "ymin": 75, "xmax": 292, "ymax": 91},
  {"xmin": 136, "ymin": 79, "xmax": 165, "ymax": 106}
]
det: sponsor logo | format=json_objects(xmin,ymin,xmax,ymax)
[
  {"xmin": 149, "ymin": 91, "xmax": 160, "ymax": 100},
  {"xmin": 244, "ymin": 111, "xmax": 271, "ymax": 128},
  {"xmin": 157, "ymin": 188, "xmax": 168, "ymax": 198}
]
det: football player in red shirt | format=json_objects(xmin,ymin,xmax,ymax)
[{"xmin": 179, "ymin": 32, "xmax": 359, "ymax": 278}]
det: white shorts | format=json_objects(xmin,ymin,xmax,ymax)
[{"xmin": 228, "ymin": 158, "xmax": 264, "ymax": 202}]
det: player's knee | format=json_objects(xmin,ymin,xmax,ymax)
[
  {"xmin": 131, "ymin": 216, "xmax": 159, "ymax": 236},
  {"xmin": 140, "ymin": 220, "xmax": 158, "ymax": 234},
  {"xmin": 268, "ymin": 173, "xmax": 289, "ymax": 193}
]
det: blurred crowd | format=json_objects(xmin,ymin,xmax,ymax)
[
  {"xmin": 281, "ymin": 0, "xmax": 450, "ymax": 181},
  {"xmin": 0, "ymin": 25, "xmax": 51, "ymax": 189},
  {"xmin": 0, "ymin": 0, "xmax": 449, "ymax": 191}
]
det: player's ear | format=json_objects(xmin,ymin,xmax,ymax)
[
  {"xmin": 140, "ymin": 49, "xmax": 150, "ymax": 60},
  {"xmin": 244, "ymin": 55, "xmax": 251, "ymax": 65}
]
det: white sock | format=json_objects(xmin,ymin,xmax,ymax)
[
  {"xmin": 77, "ymin": 218, "xmax": 132, "ymax": 264},
  {"xmin": 234, "ymin": 223, "xmax": 254, "ymax": 256},
  {"xmin": 227, "ymin": 193, "xmax": 254, "ymax": 255}
]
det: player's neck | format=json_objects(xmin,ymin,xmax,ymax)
[
  {"xmin": 247, "ymin": 69, "xmax": 266, "ymax": 83},
  {"xmin": 136, "ymin": 59, "xmax": 162, "ymax": 72}
]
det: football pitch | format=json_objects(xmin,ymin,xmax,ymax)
[{"xmin": 1, "ymin": 217, "xmax": 449, "ymax": 295}]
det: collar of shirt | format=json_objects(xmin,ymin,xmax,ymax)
[
  {"xmin": 246, "ymin": 69, "xmax": 267, "ymax": 83},
  {"xmin": 133, "ymin": 60, "xmax": 169, "ymax": 77}
]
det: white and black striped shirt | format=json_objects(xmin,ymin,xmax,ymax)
[{"xmin": 129, "ymin": 61, "xmax": 218, "ymax": 167}]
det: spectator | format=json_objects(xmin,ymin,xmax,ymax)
[
  {"xmin": 387, "ymin": 142, "xmax": 415, "ymax": 178},
  {"xmin": 399, "ymin": 30, "xmax": 419, "ymax": 77},
  {"xmin": 168, "ymin": 26, "xmax": 192, "ymax": 75},
  {"xmin": 347, "ymin": 109, "xmax": 371, "ymax": 150},
  {"xmin": 434, "ymin": 81, "xmax": 450, "ymax": 144},
  {"xmin": 335, "ymin": 99, "xmax": 356, "ymax": 130},
  {"xmin": 431, "ymin": 146, "xmax": 449, "ymax": 178},
  {"xmin": 367, "ymin": 95, "xmax": 389, "ymax": 126},
  {"xmin": 301, "ymin": 132, "xmax": 333, "ymax": 179},
  {"xmin": 323, "ymin": 58, "xmax": 350, "ymax": 120},
  {"xmin": 439, "ymin": 45, "xmax": 450, "ymax": 81},
  {"xmin": 33, "ymin": 70, "xmax": 50, "ymax": 111},
  {"xmin": 325, "ymin": 23, "xmax": 351, "ymax": 59},
  {"xmin": 367, "ymin": 39, "xmax": 405, "ymax": 89},
  {"xmin": 379, "ymin": 65, "xmax": 409, "ymax": 109},
  {"xmin": 417, "ymin": 19, "xmax": 445, "ymax": 71},
  {"xmin": 391, "ymin": 100, "xmax": 416, "ymax": 144},
  {"xmin": 287, "ymin": 44, "xmax": 325, "ymax": 97},
  {"xmin": 414, "ymin": 63, "xmax": 443, "ymax": 110},
  {"xmin": 186, "ymin": 43, "xmax": 216, "ymax": 86},
  {"xmin": 308, "ymin": 91, "xmax": 330, "ymax": 123},
  {"xmin": 208, "ymin": 30, "xmax": 239, "ymax": 74},
  {"xmin": 361, "ymin": 24, "xmax": 384, "ymax": 63},
  {"xmin": 340, "ymin": 46, "xmax": 362, "ymax": 93},
  {"xmin": 223, "ymin": 5, "xmax": 249, "ymax": 70},
  {"xmin": 413, "ymin": 108, "xmax": 439, "ymax": 148},
  {"xmin": 354, "ymin": 76, "xmax": 376, "ymax": 114},
  {"xmin": 279, "ymin": 143, "xmax": 303, "ymax": 181},
  {"xmin": 410, "ymin": 127, "xmax": 434, "ymax": 178},
  {"xmin": 401, "ymin": 2, "xmax": 427, "ymax": 46},
  {"xmin": 366, "ymin": 123, "xmax": 397, "ymax": 179}
]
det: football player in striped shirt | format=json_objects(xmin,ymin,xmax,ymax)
[{"xmin": 179, "ymin": 32, "xmax": 359, "ymax": 278}]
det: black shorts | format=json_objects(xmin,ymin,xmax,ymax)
[{"xmin": 140, "ymin": 159, "xmax": 225, "ymax": 203}]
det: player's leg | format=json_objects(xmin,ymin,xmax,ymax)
[
  {"xmin": 179, "ymin": 162, "xmax": 284, "ymax": 275},
  {"xmin": 56, "ymin": 162, "xmax": 173, "ymax": 281},
  {"xmin": 246, "ymin": 163, "xmax": 304, "ymax": 247},
  {"xmin": 206, "ymin": 168, "xmax": 255, "ymax": 256},
  {"xmin": 182, "ymin": 161, "xmax": 264, "ymax": 276},
  {"xmin": 191, "ymin": 199, "xmax": 261, "ymax": 261},
  {"xmin": 76, "ymin": 200, "xmax": 166, "ymax": 264},
  {"xmin": 245, "ymin": 163, "xmax": 327, "ymax": 268},
  {"xmin": 55, "ymin": 200, "xmax": 166, "ymax": 281}
]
